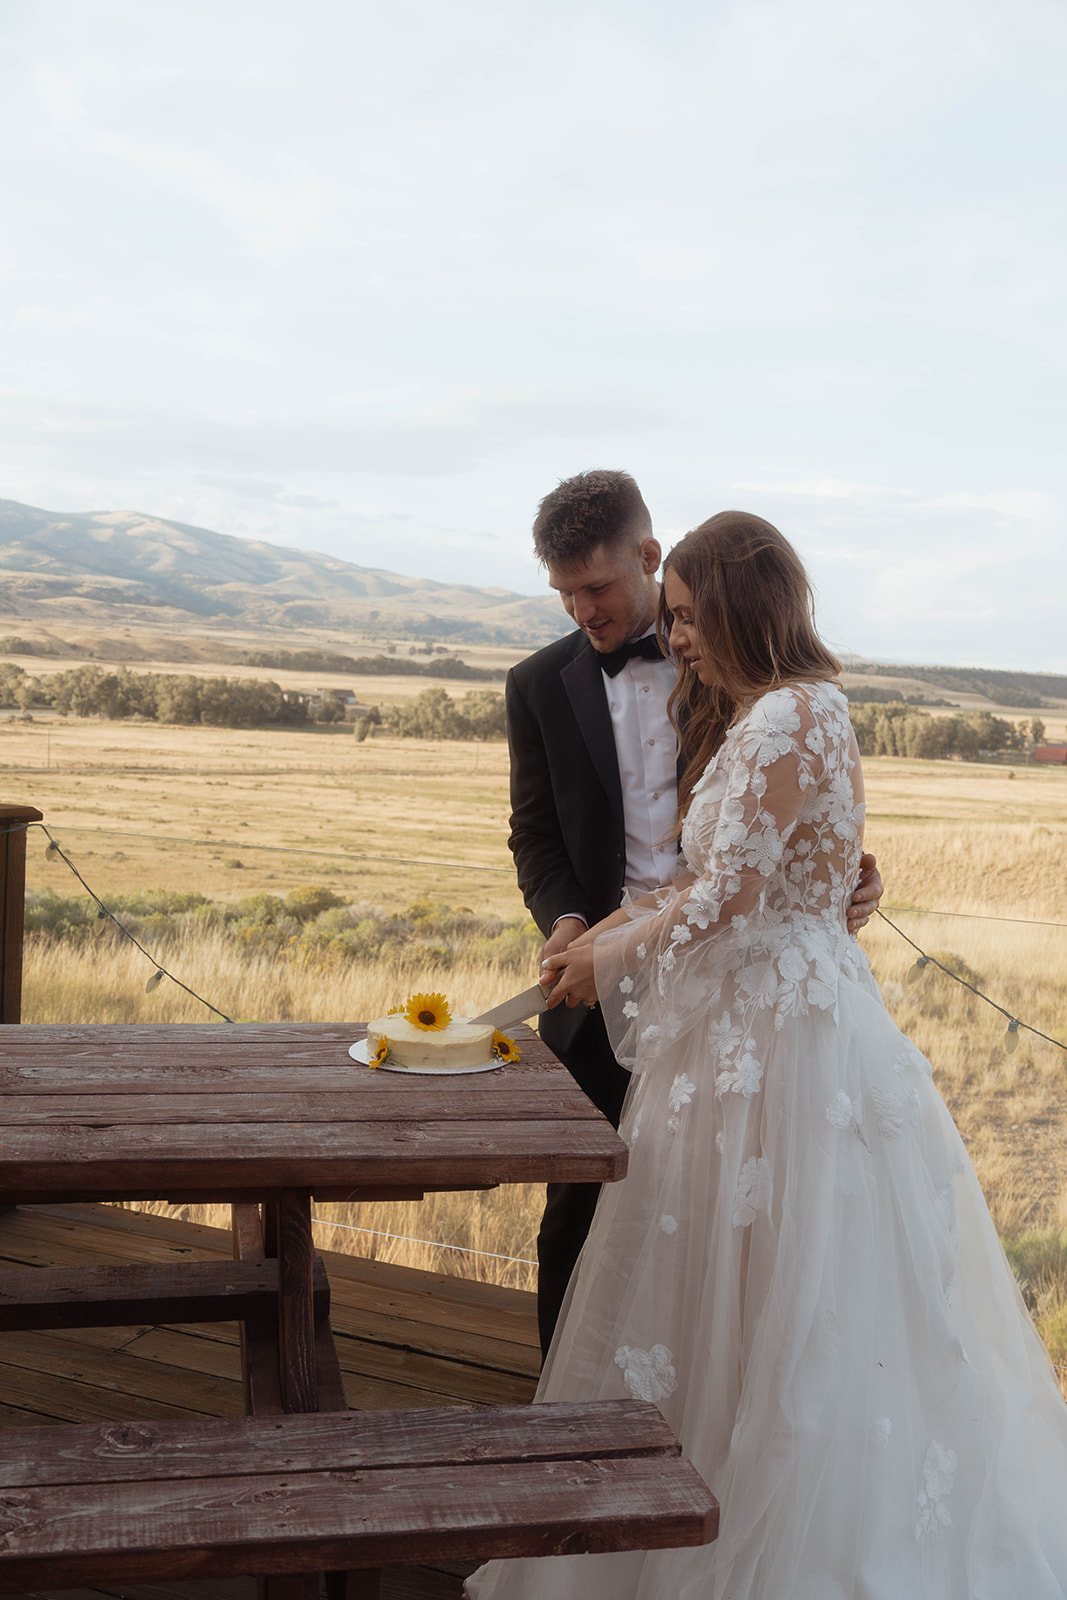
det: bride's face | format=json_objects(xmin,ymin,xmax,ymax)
[{"xmin": 664, "ymin": 568, "xmax": 716, "ymax": 685}]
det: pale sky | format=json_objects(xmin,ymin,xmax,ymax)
[{"xmin": 2, "ymin": 0, "xmax": 1065, "ymax": 670}]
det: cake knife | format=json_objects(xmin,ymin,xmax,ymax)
[{"xmin": 471, "ymin": 982, "xmax": 551, "ymax": 1031}]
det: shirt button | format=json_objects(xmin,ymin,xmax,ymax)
[
  {"xmin": 646, "ymin": 738, "xmax": 655, "ymax": 747},
  {"xmin": 652, "ymin": 792, "xmax": 659, "ymax": 800}
]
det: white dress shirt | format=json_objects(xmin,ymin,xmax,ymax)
[
  {"xmin": 603, "ymin": 641, "xmax": 678, "ymax": 894},
  {"xmin": 553, "ymin": 633, "xmax": 679, "ymax": 931}
]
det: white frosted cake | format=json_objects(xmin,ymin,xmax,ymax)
[{"xmin": 366, "ymin": 1014, "xmax": 495, "ymax": 1070}]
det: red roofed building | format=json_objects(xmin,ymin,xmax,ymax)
[{"xmin": 1034, "ymin": 745, "xmax": 1067, "ymax": 764}]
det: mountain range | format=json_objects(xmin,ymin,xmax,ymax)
[{"xmin": 0, "ymin": 499, "xmax": 566, "ymax": 646}]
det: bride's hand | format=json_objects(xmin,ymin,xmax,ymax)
[{"xmin": 540, "ymin": 943, "xmax": 599, "ymax": 1008}]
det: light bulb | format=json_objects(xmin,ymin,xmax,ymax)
[
  {"xmin": 145, "ymin": 970, "xmax": 165, "ymax": 993},
  {"xmin": 44, "ymin": 840, "xmax": 60, "ymax": 861},
  {"xmin": 1004, "ymin": 1019, "xmax": 1020, "ymax": 1055},
  {"xmin": 906, "ymin": 956, "xmax": 929, "ymax": 986}
]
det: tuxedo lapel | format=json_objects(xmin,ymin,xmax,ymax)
[{"xmin": 561, "ymin": 641, "xmax": 624, "ymax": 822}]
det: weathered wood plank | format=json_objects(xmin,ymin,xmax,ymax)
[
  {"xmin": 275, "ymin": 1191, "xmax": 318, "ymax": 1414},
  {"xmin": 0, "ymin": 1329, "xmax": 246, "ymax": 1417},
  {"xmin": 0, "ymin": 1205, "xmax": 541, "ymax": 1416},
  {"xmin": 0, "ymin": 1359, "xmax": 232, "ymax": 1426},
  {"xmin": 0, "ymin": 1581, "xmax": 256, "ymax": 1600},
  {"xmin": 0, "ymin": 1120, "xmax": 626, "ymax": 1203},
  {"xmin": 0, "ymin": 1086, "xmax": 601, "ymax": 1125},
  {"xmin": 0, "ymin": 803, "xmax": 42, "ymax": 1026},
  {"xmin": 0, "ymin": 1259, "xmax": 328, "ymax": 1333},
  {"xmin": 0, "ymin": 1401, "xmax": 685, "ymax": 1487},
  {"xmin": 0, "ymin": 1203, "xmax": 240, "ymax": 1266},
  {"xmin": 0, "ymin": 1454, "xmax": 717, "ymax": 1592},
  {"xmin": 0, "ymin": 1025, "xmax": 558, "ymax": 1079}
]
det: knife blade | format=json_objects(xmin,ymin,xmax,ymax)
[{"xmin": 470, "ymin": 982, "xmax": 551, "ymax": 1031}]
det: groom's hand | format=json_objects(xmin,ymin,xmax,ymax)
[
  {"xmin": 538, "ymin": 916, "xmax": 587, "ymax": 972},
  {"xmin": 847, "ymin": 852, "xmax": 883, "ymax": 935},
  {"xmin": 541, "ymin": 943, "xmax": 599, "ymax": 1008}
]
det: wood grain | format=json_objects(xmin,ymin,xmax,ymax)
[{"xmin": 0, "ymin": 1403, "xmax": 718, "ymax": 1593}]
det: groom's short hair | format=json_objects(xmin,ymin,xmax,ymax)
[{"xmin": 532, "ymin": 470, "xmax": 652, "ymax": 567}]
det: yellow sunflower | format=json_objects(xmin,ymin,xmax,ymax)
[
  {"xmin": 405, "ymin": 992, "xmax": 452, "ymax": 1031},
  {"xmin": 369, "ymin": 1036, "xmax": 390, "ymax": 1068},
  {"xmin": 386, "ymin": 1005, "xmax": 404, "ymax": 1015},
  {"xmin": 492, "ymin": 1029, "xmax": 521, "ymax": 1063}
]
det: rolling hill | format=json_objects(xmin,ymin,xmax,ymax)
[{"xmin": 0, "ymin": 499, "xmax": 566, "ymax": 646}]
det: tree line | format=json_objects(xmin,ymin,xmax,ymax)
[
  {"xmin": 240, "ymin": 648, "xmax": 504, "ymax": 681},
  {"xmin": 0, "ymin": 662, "xmax": 1049, "ymax": 757},
  {"xmin": 848, "ymin": 700, "xmax": 1045, "ymax": 760},
  {"xmin": 0, "ymin": 664, "xmax": 309, "ymax": 727}
]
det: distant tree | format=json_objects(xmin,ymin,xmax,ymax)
[
  {"xmin": 314, "ymin": 689, "xmax": 347, "ymax": 724},
  {"xmin": 154, "ymin": 675, "xmax": 204, "ymax": 724},
  {"xmin": 392, "ymin": 686, "xmax": 471, "ymax": 739},
  {"xmin": 0, "ymin": 663, "xmax": 27, "ymax": 707},
  {"xmin": 458, "ymin": 690, "xmax": 507, "ymax": 739}
]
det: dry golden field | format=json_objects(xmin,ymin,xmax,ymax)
[{"xmin": 5, "ymin": 716, "xmax": 1067, "ymax": 1367}]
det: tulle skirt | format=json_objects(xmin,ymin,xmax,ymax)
[{"xmin": 467, "ymin": 946, "xmax": 1067, "ymax": 1599}]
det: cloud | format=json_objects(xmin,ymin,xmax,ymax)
[
  {"xmin": 727, "ymin": 475, "xmax": 1063, "ymax": 667},
  {"xmin": 191, "ymin": 475, "xmax": 344, "ymax": 512},
  {"xmin": 0, "ymin": 387, "xmax": 673, "ymax": 482}
]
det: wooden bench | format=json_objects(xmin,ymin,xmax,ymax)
[{"xmin": 0, "ymin": 1398, "xmax": 718, "ymax": 1598}]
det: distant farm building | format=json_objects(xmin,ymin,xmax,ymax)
[{"xmin": 1034, "ymin": 745, "xmax": 1067, "ymax": 765}]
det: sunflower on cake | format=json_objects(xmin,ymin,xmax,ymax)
[{"xmin": 366, "ymin": 992, "xmax": 520, "ymax": 1071}]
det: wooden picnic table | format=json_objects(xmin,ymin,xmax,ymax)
[{"xmin": 0, "ymin": 1021, "xmax": 628, "ymax": 1416}]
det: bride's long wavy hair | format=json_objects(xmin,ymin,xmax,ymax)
[{"xmin": 659, "ymin": 510, "xmax": 841, "ymax": 820}]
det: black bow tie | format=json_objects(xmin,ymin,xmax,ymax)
[{"xmin": 597, "ymin": 634, "xmax": 665, "ymax": 678}]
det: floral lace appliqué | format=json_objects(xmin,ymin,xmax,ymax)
[
  {"xmin": 614, "ymin": 1343, "xmax": 677, "ymax": 1403},
  {"xmin": 871, "ymin": 1084, "xmax": 921, "ymax": 1139},
  {"xmin": 716, "ymin": 1048, "xmax": 763, "ymax": 1099},
  {"xmin": 826, "ymin": 1089, "xmax": 857, "ymax": 1130},
  {"xmin": 915, "ymin": 1440, "xmax": 957, "ymax": 1542},
  {"xmin": 732, "ymin": 1155, "xmax": 771, "ymax": 1227},
  {"xmin": 667, "ymin": 1074, "xmax": 696, "ymax": 1131}
]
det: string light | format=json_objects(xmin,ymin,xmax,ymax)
[
  {"xmin": 35, "ymin": 825, "xmax": 233, "ymax": 1023},
  {"xmin": 877, "ymin": 911, "xmax": 1066, "ymax": 1058},
  {"xmin": 8, "ymin": 818, "xmax": 1065, "ymax": 1053}
]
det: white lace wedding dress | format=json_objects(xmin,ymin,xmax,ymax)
[{"xmin": 467, "ymin": 680, "xmax": 1067, "ymax": 1600}]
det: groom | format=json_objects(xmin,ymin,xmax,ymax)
[{"xmin": 507, "ymin": 469, "xmax": 883, "ymax": 1357}]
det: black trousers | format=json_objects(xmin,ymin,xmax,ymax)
[{"xmin": 536, "ymin": 1005, "xmax": 631, "ymax": 1360}]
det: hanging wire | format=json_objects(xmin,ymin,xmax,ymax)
[
  {"xmin": 875, "ymin": 909, "xmax": 1065, "ymax": 1055},
  {"xmin": 11, "ymin": 814, "xmax": 1065, "ymax": 1053},
  {"xmin": 33, "ymin": 824, "xmax": 234, "ymax": 1023},
  {"xmin": 312, "ymin": 1214, "xmax": 536, "ymax": 1267},
  {"xmin": 882, "ymin": 903, "xmax": 1067, "ymax": 932},
  {"xmin": 25, "ymin": 824, "xmax": 515, "ymax": 875}
]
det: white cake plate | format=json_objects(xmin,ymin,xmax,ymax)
[{"xmin": 348, "ymin": 1040, "xmax": 501, "ymax": 1075}]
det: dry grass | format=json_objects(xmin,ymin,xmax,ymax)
[{"xmin": 11, "ymin": 727, "xmax": 1067, "ymax": 1347}]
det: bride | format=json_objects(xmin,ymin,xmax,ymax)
[{"xmin": 467, "ymin": 511, "xmax": 1067, "ymax": 1599}]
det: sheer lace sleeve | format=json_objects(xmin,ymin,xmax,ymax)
[{"xmin": 594, "ymin": 683, "xmax": 864, "ymax": 1071}]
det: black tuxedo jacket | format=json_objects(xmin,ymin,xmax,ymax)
[
  {"xmin": 507, "ymin": 628, "xmax": 678, "ymax": 1060},
  {"xmin": 507, "ymin": 629, "xmax": 627, "ymax": 941}
]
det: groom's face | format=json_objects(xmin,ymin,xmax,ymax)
[{"xmin": 547, "ymin": 536, "xmax": 662, "ymax": 655}]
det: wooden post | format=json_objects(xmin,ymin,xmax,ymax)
[{"xmin": 0, "ymin": 803, "xmax": 42, "ymax": 1025}]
